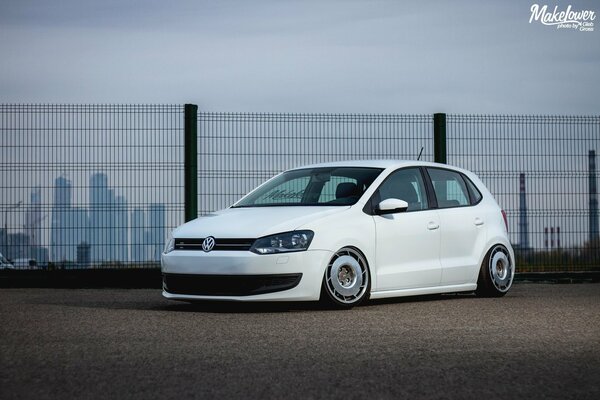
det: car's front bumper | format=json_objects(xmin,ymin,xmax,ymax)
[{"xmin": 161, "ymin": 249, "xmax": 332, "ymax": 301}]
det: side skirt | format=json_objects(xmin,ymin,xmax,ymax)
[{"xmin": 370, "ymin": 283, "xmax": 477, "ymax": 300}]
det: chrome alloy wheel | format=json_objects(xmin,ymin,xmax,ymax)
[
  {"xmin": 488, "ymin": 245, "xmax": 513, "ymax": 293},
  {"xmin": 325, "ymin": 247, "xmax": 369, "ymax": 305}
]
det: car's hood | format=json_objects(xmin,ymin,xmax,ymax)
[{"xmin": 174, "ymin": 206, "xmax": 350, "ymax": 238}]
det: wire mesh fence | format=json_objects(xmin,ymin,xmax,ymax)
[
  {"xmin": 447, "ymin": 115, "xmax": 600, "ymax": 272},
  {"xmin": 197, "ymin": 113, "xmax": 433, "ymax": 213},
  {"xmin": 1, "ymin": 106, "xmax": 598, "ymax": 273},
  {"xmin": 0, "ymin": 105, "xmax": 184, "ymax": 269}
]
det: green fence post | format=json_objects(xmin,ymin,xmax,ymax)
[
  {"xmin": 434, "ymin": 113, "xmax": 447, "ymax": 164},
  {"xmin": 184, "ymin": 104, "xmax": 198, "ymax": 222}
]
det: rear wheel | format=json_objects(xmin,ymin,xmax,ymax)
[
  {"xmin": 476, "ymin": 244, "xmax": 514, "ymax": 297},
  {"xmin": 321, "ymin": 247, "xmax": 370, "ymax": 308}
]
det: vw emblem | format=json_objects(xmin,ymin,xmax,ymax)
[{"xmin": 202, "ymin": 236, "xmax": 215, "ymax": 252}]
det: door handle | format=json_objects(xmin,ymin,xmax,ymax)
[
  {"xmin": 427, "ymin": 222, "xmax": 439, "ymax": 230},
  {"xmin": 474, "ymin": 218, "xmax": 484, "ymax": 226}
]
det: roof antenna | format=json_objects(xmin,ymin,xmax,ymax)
[{"xmin": 417, "ymin": 146, "xmax": 424, "ymax": 161}]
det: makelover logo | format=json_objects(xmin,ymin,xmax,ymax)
[
  {"xmin": 202, "ymin": 236, "xmax": 215, "ymax": 252},
  {"xmin": 529, "ymin": 4, "xmax": 595, "ymax": 31}
]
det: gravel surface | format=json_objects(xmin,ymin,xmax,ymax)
[{"xmin": 1, "ymin": 283, "xmax": 599, "ymax": 399}]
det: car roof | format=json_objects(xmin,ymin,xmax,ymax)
[{"xmin": 289, "ymin": 159, "xmax": 467, "ymax": 172}]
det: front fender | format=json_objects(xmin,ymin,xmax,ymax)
[{"xmin": 300, "ymin": 209, "xmax": 378, "ymax": 289}]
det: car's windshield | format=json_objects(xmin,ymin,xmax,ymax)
[{"xmin": 233, "ymin": 167, "xmax": 384, "ymax": 207}]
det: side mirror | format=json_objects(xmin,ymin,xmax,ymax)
[{"xmin": 376, "ymin": 198, "xmax": 409, "ymax": 215}]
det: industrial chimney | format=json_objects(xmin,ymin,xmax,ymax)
[
  {"xmin": 519, "ymin": 173, "xmax": 529, "ymax": 249},
  {"xmin": 590, "ymin": 150, "xmax": 599, "ymax": 241}
]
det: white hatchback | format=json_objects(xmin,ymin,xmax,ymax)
[{"xmin": 162, "ymin": 160, "xmax": 514, "ymax": 308}]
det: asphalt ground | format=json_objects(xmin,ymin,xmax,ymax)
[{"xmin": 1, "ymin": 283, "xmax": 599, "ymax": 399}]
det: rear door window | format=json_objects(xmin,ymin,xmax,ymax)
[{"xmin": 427, "ymin": 168, "xmax": 470, "ymax": 208}]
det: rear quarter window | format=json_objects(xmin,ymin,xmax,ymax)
[{"xmin": 463, "ymin": 175, "xmax": 483, "ymax": 205}]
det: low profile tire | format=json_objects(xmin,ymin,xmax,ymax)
[
  {"xmin": 476, "ymin": 244, "xmax": 514, "ymax": 297},
  {"xmin": 321, "ymin": 247, "xmax": 371, "ymax": 309}
]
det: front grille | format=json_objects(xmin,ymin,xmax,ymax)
[
  {"xmin": 163, "ymin": 273, "xmax": 303, "ymax": 296},
  {"xmin": 174, "ymin": 238, "xmax": 254, "ymax": 251}
]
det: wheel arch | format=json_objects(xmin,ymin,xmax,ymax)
[
  {"xmin": 476, "ymin": 241, "xmax": 515, "ymax": 296},
  {"xmin": 321, "ymin": 245, "xmax": 373, "ymax": 307},
  {"xmin": 473, "ymin": 236, "xmax": 515, "ymax": 282},
  {"xmin": 322, "ymin": 243, "xmax": 375, "ymax": 291}
]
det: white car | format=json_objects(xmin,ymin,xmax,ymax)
[
  {"xmin": 0, "ymin": 252, "xmax": 14, "ymax": 270},
  {"xmin": 12, "ymin": 258, "xmax": 38, "ymax": 269},
  {"xmin": 162, "ymin": 160, "xmax": 514, "ymax": 308}
]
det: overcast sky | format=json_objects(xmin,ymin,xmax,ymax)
[{"xmin": 0, "ymin": 0, "xmax": 598, "ymax": 114}]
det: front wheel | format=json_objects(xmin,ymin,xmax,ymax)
[
  {"xmin": 321, "ymin": 247, "xmax": 370, "ymax": 308},
  {"xmin": 476, "ymin": 244, "xmax": 514, "ymax": 297}
]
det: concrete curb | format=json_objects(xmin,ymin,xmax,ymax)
[
  {"xmin": 514, "ymin": 271, "xmax": 600, "ymax": 283},
  {"xmin": 0, "ymin": 268, "xmax": 162, "ymax": 288}
]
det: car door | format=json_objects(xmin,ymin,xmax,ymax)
[
  {"xmin": 426, "ymin": 168, "xmax": 487, "ymax": 285},
  {"xmin": 371, "ymin": 167, "xmax": 442, "ymax": 291}
]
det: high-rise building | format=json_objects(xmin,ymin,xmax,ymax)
[
  {"xmin": 7, "ymin": 233, "xmax": 30, "ymax": 261},
  {"xmin": 77, "ymin": 242, "xmax": 91, "ymax": 267},
  {"xmin": 25, "ymin": 186, "xmax": 42, "ymax": 255},
  {"xmin": 107, "ymin": 189, "xmax": 116, "ymax": 260},
  {"xmin": 148, "ymin": 203, "xmax": 165, "ymax": 262},
  {"xmin": 68, "ymin": 207, "xmax": 89, "ymax": 261},
  {"xmin": 89, "ymin": 173, "xmax": 129, "ymax": 263},
  {"xmin": 89, "ymin": 173, "xmax": 109, "ymax": 262},
  {"xmin": 131, "ymin": 208, "xmax": 146, "ymax": 263},
  {"xmin": 51, "ymin": 176, "xmax": 72, "ymax": 262},
  {"xmin": 115, "ymin": 195, "xmax": 128, "ymax": 263}
]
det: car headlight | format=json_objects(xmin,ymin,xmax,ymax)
[
  {"xmin": 163, "ymin": 232, "xmax": 175, "ymax": 254},
  {"xmin": 250, "ymin": 230, "xmax": 314, "ymax": 255}
]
